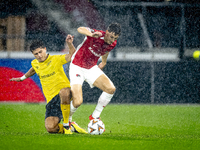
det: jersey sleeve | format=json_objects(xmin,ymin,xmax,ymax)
[{"xmin": 31, "ymin": 59, "xmax": 37, "ymax": 70}]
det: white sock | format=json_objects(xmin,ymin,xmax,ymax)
[
  {"xmin": 63, "ymin": 123, "xmax": 69, "ymax": 127},
  {"xmin": 92, "ymin": 103, "xmax": 104, "ymax": 118},
  {"xmin": 92, "ymin": 92, "xmax": 114, "ymax": 118},
  {"xmin": 69, "ymin": 116, "xmax": 72, "ymax": 122},
  {"xmin": 69, "ymin": 100, "xmax": 77, "ymax": 122}
]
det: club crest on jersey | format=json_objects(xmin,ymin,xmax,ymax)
[
  {"xmin": 76, "ymin": 74, "xmax": 81, "ymax": 77},
  {"xmin": 47, "ymin": 61, "xmax": 52, "ymax": 66}
]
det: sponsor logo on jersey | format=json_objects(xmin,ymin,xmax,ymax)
[
  {"xmin": 76, "ymin": 74, "xmax": 81, "ymax": 77},
  {"xmin": 38, "ymin": 71, "xmax": 56, "ymax": 79},
  {"xmin": 88, "ymin": 47, "xmax": 101, "ymax": 57}
]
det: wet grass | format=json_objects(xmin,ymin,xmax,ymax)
[{"xmin": 0, "ymin": 103, "xmax": 200, "ymax": 150}]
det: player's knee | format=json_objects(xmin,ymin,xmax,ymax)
[
  {"xmin": 59, "ymin": 88, "xmax": 71, "ymax": 97},
  {"xmin": 73, "ymin": 97, "xmax": 83, "ymax": 108},
  {"xmin": 46, "ymin": 127, "xmax": 55, "ymax": 133},
  {"xmin": 45, "ymin": 123, "xmax": 57, "ymax": 133},
  {"xmin": 59, "ymin": 88, "xmax": 71, "ymax": 103},
  {"xmin": 73, "ymin": 100, "xmax": 82, "ymax": 108},
  {"xmin": 106, "ymin": 86, "xmax": 116, "ymax": 94}
]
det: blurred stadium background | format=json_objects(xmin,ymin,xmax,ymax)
[{"xmin": 0, "ymin": 0, "xmax": 199, "ymax": 103}]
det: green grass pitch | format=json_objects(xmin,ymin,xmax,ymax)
[{"xmin": 0, "ymin": 103, "xmax": 200, "ymax": 150}]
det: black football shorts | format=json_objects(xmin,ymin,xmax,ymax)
[{"xmin": 45, "ymin": 94, "xmax": 63, "ymax": 121}]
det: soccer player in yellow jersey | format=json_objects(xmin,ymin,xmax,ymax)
[{"xmin": 10, "ymin": 35, "xmax": 87, "ymax": 134}]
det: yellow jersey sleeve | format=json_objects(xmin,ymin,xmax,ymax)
[{"xmin": 31, "ymin": 54, "xmax": 70, "ymax": 103}]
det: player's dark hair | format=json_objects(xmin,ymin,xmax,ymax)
[
  {"xmin": 30, "ymin": 40, "xmax": 45, "ymax": 52},
  {"xmin": 107, "ymin": 23, "xmax": 121, "ymax": 36}
]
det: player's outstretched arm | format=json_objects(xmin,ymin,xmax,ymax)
[
  {"xmin": 65, "ymin": 34, "xmax": 76, "ymax": 62},
  {"xmin": 98, "ymin": 52, "xmax": 109, "ymax": 70},
  {"xmin": 10, "ymin": 67, "xmax": 36, "ymax": 82},
  {"xmin": 77, "ymin": 27, "xmax": 102, "ymax": 38}
]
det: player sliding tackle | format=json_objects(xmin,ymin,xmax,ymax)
[
  {"xmin": 69, "ymin": 23, "xmax": 121, "ymax": 121},
  {"xmin": 10, "ymin": 35, "xmax": 87, "ymax": 134}
]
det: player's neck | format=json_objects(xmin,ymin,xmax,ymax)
[{"xmin": 39, "ymin": 54, "xmax": 49, "ymax": 63}]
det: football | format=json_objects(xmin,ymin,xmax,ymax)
[{"xmin": 88, "ymin": 119, "xmax": 105, "ymax": 135}]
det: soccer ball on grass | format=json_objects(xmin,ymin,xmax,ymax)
[{"xmin": 88, "ymin": 119, "xmax": 105, "ymax": 135}]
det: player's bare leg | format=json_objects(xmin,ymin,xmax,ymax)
[
  {"xmin": 69, "ymin": 84, "xmax": 83, "ymax": 119},
  {"xmin": 69, "ymin": 84, "xmax": 88, "ymax": 134},
  {"xmin": 90, "ymin": 74, "xmax": 116, "ymax": 119},
  {"xmin": 45, "ymin": 116, "xmax": 64, "ymax": 133},
  {"xmin": 93, "ymin": 74, "xmax": 116, "ymax": 94},
  {"xmin": 59, "ymin": 88, "xmax": 72, "ymax": 134},
  {"xmin": 71, "ymin": 84, "xmax": 83, "ymax": 108}
]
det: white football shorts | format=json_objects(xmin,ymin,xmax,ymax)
[{"xmin": 69, "ymin": 63, "xmax": 105, "ymax": 88}]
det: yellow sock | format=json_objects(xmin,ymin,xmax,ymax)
[
  {"xmin": 61, "ymin": 104, "xmax": 70, "ymax": 124},
  {"xmin": 58, "ymin": 123, "xmax": 64, "ymax": 134}
]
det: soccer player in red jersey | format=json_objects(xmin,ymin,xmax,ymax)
[{"xmin": 69, "ymin": 23, "xmax": 121, "ymax": 121}]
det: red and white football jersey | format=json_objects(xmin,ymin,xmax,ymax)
[{"xmin": 71, "ymin": 28, "xmax": 117, "ymax": 69}]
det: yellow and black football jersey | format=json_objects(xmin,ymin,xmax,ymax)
[{"xmin": 31, "ymin": 54, "xmax": 70, "ymax": 103}]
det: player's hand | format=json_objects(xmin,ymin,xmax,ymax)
[
  {"xmin": 9, "ymin": 77, "xmax": 22, "ymax": 82},
  {"xmin": 66, "ymin": 34, "xmax": 74, "ymax": 44},
  {"xmin": 98, "ymin": 62, "xmax": 106, "ymax": 70},
  {"xmin": 91, "ymin": 32, "xmax": 102, "ymax": 38}
]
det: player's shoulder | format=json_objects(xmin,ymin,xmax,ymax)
[
  {"xmin": 31, "ymin": 59, "xmax": 40, "ymax": 70},
  {"xmin": 49, "ymin": 54, "xmax": 65, "ymax": 59},
  {"xmin": 109, "ymin": 40, "xmax": 117, "ymax": 49},
  {"xmin": 51, "ymin": 54, "xmax": 67, "ymax": 63},
  {"xmin": 112, "ymin": 40, "xmax": 117, "ymax": 46},
  {"xmin": 31, "ymin": 59, "xmax": 38, "ymax": 65}
]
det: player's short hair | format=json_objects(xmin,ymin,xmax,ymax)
[
  {"xmin": 107, "ymin": 23, "xmax": 121, "ymax": 36},
  {"xmin": 30, "ymin": 40, "xmax": 45, "ymax": 52}
]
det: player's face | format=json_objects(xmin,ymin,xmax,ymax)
[
  {"xmin": 104, "ymin": 31, "xmax": 119, "ymax": 45},
  {"xmin": 32, "ymin": 47, "xmax": 48, "ymax": 62}
]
